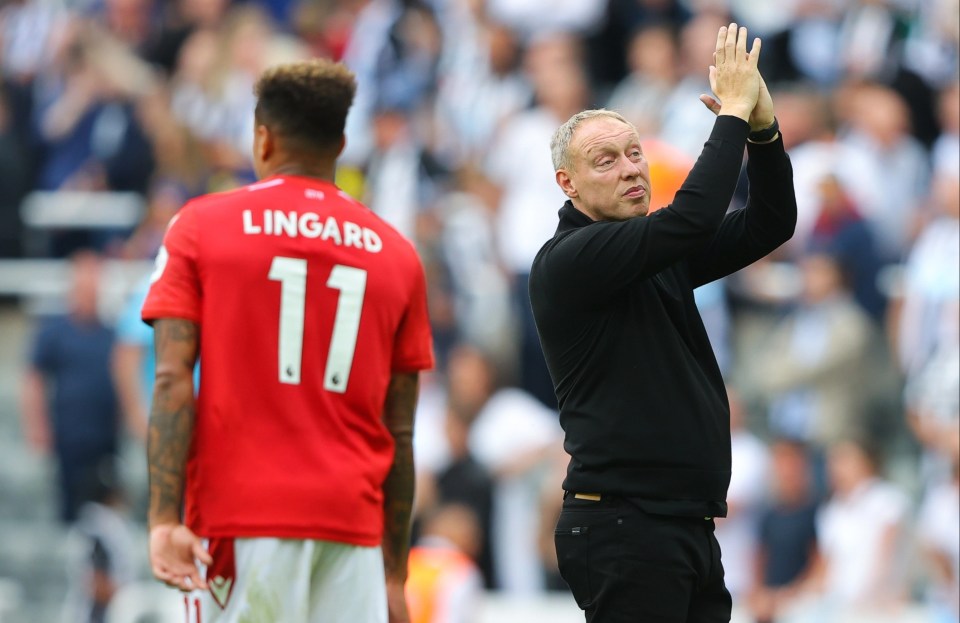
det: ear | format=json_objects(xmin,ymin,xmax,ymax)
[
  {"xmin": 335, "ymin": 135, "xmax": 346, "ymax": 158},
  {"xmin": 556, "ymin": 169, "xmax": 578, "ymax": 199},
  {"xmin": 254, "ymin": 124, "xmax": 273, "ymax": 164}
]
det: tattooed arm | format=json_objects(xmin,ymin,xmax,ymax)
[
  {"xmin": 381, "ymin": 371, "xmax": 419, "ymax": 623},
  {"xmin": 147, "ymin": 318, "xmax": 211, "ymax": 591}
]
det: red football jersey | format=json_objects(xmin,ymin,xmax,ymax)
[{"xmin": 143, "ymin": 175, "xmax": 434, "ymax": 546}]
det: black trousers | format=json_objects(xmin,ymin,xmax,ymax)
[{"xmin": 555, "ymin": 494, "xmax": 732, "ymax": 623}]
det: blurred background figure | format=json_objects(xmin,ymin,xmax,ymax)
[
  {"xmin": 916, "ymin": 456, "xmax": 960, "ymax": 623},
  {"xmin": 442, "ymin": 343, "xmax": 562, "ymax": 595},
  {"xmin": 414, "ymin": 349, "xmax": 496, "ymax": 587},
  {"xmin": 714, "ymin": 388, "xmax": 770, "ymax": 605},
  {"xmin": 60, "ymin": 460, "xmax": 138, "ymax": 623},
  {"xmin": 749, "ymin": 438, "xmax": 821, "ymax": 623},
  {"xmin": 813, "ymin": 439, "xmax": 910, "ymax": 614},
  {"xmin": 20, "ymin": 249, "xmax": 121, "ymax": 525},
  {"xmin": 484, "ymin": 32, "xmax": 589, "ymax": 409},
  {"xmin": 754, "ymin": 252, "xmax": 874, "ymax": 493},
  {"xmin": 407, "ymin": 503, "xmax": 485, "ymax": 623}
]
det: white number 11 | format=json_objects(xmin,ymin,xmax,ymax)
[{"xmin": 268, "ymin": 257, "xmax": 367, "ymax": 393}]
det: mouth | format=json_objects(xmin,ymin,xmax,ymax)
[{"xmin": 624, "ymin": 186, "xmax": 646, "ymax": 199}]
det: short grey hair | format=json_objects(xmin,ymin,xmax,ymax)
[{"xmin": 550, "ymin": 109, "xmax": 635, "ymax": 171}]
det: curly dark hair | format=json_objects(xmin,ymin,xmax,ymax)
[{"xmin": 254, "ymin": 59, "xmax": 357, "ymax": 155}]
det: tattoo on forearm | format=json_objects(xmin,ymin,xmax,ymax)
[
  {"xmin": 381, "ymin": 373, "xmax": 419, "ymax": 580},
  {"xmin": 148, "ymin": 319, "xmax": 199, "ymax": 526},
  {"xmin": 148, "ymin": 402, "xmax": 194, "ymax": 524}
]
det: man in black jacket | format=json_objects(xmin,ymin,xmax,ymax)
[{"xmin": 529, "ymin": 23, "xmax": 797, "ymax": 622}]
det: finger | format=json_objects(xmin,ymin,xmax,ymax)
[
  {"xmin": 193, "ymin": 541, "xmax": 213, "ymax": 566},
  {"xmin": 707, "ymin": 65, "xmax": 717, "ymax": 93},
  {"xmin": 188, "ymin": 567, "xmax": 209, "ymax": 591},
  {"xmin": 715, "ymin": 25, "xmax": 727, "ymax": 64},
  {"xmin": 725, "ymin": 22, "xmax": 738, "ymax": 60},
  {"xmin": 153, "ymin": 565, "xmax": 177, "ymax": 584},
  {"xmin": 700, "ymin": 95, "xmax": 720, "ymax": 115},
  {"xmin": 699, "ymin": 95, "xmax": 721, "ymax": 115},
  {"xmin": 749, "ymin": 37, "xmax": 762, "ymax": 68},
  {"xmin": 736, "ymin": 26, "xmax": 748, "ymax": 62}
]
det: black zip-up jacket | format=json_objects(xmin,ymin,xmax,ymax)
[{"xmin": 528, "ymin": 116, "xmax": 797, "ymax": 518}]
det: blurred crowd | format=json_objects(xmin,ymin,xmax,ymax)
[{"xmin": 2, "ymin": 0, "xmax": 958, "ymax": 621}]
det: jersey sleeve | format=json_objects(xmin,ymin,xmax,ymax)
[
  {"xmin": 391, "ymin": 260, "xmax": 434, "ymax": 373},
  {"xmin": 142, "ymin": 206, "xmax": 202, "ymax": 325}
]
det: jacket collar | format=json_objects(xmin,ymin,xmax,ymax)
[{"xmin": 556, "ymin": 200, "xmax": 595, "ymax": 234}]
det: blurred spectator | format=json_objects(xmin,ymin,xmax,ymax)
[
  {"xmin": 372, "ymin": 1, "xmax": 442, "ymax": 121},
  {"xmin": 714, "ymin": 389, "xmax": 770, "ymax": 603},
  {"xmin": 60, "ymin": 460, "xmax": 138, "ymax": 623},
  {"xmin": 605, "ymin": 21, "xmax": 680, "ymax": 137},
  {"xmin": 434, "ymin": 5, "xmax": 530, "ymax": 165},
  {"xmin": 814, "ymin": 438, "xmax": 910, "ymax": 611},
  {"xmin": 782, "ymin": 86, "xmax": 886, "ymax": 258},
  {"xmin": 750, "ymin": 438, "xmax": 821, "ymax": 623},
  {"xmin": 839, "ymin": 82, "xmax": 930, "ymax": 259},
  {"xmin": 415, "ymin": 347, "xmax": 496, "ymax": 587},
  {"xmin": 364, "ymin": 94, "xmax": 449, "ymax": 238},
  {"xmin": 0, "ymin": 85, "xmax": 29, "ymax": 257},
  {"xmin": 435, "ymin": 171, "xmax": 514, "ymax": 360},
  {"xmin": 902, "ymin": 296, "xmax": 959, "ymax": 488},
  {"xmin": 658, "ymin": 10, "xmax": 730, "ymax": 159},
  {"xmin": 20, "ymin": 250, "xmax": 121, "ymax": 523},
  {"xmin": 31, "ymin": 23, "xmax": 156, "ymax": 195},
  {"xmin": 459, "ymin": 345, "xmax": 563, "ymax": 595},
  {"xmin": 931, "ymin": 80, "xmax": 959, "ymax": 180},
  {"xmin": 485, "ymin": 33, "xmax": 589, "ymax": 408},
  {"xmin": 407, "ymin": 504, "xmax": 484, "ymax": 623},
  {"xmin": 585, "ymin": 0, "xmax": 692, "ymax": 92},
  {"xmin": 0, "ymin": 0, "xmax": 67, "ymax": 82},
  {"xmin": 917, "ymin": 458, "xmax": 960, "ymax": 623},
  {"xmin": 340, "ymin": 0, "xmax": 403, "ymax": 165},
  {"xmin": 893, "ymin": 172, "xmax": 960, "ymax": 447},
  {"xmin": 756, "ymin": 253, "xmax": 873, "ymax": 456},
  {"xmin": 807, "ymin": 173, "xmax": 886, "ymax": 321}
]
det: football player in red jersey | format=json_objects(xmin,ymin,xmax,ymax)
[{"xmin": 142, "ymin": 59, "xmax": 434, "ymax": 623}]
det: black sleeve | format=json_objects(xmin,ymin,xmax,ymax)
[
  {"xmin": 686, "ymin": 134, "xmax": 797, "ymax": 288},
  {"xmin": 544, "ymin": 116, "xmax": 750, "ymax": 304}
]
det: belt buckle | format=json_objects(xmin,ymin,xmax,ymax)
[{"xmin": 573, "ymin": 493, "xmax": 602, "ymax": 502}]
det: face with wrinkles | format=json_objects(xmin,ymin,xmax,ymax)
[{"xmin": 556, "ymin": 116, "xmax": 651, "ymax": 222}]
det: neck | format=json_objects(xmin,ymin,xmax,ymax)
[{"xmin": 266, "ymin": 159, "xmax": 337, "ymax": 183}]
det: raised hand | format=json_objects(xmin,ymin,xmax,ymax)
[{"xmin": 698, "ymin": 23, "xmax": 761, "ymax": 124}]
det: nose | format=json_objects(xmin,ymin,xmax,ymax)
[{"xmin": 622, "ymin": 157, "xmax": 642, "ymax": 179}]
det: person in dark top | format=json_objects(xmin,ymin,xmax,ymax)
[
  {"xmin": 528, "ymin": 23, "xmax": 797, "ymax": 622},
  {"xmin": 21, "ymin": 250, "xmax": 120, "ymax": 523},
  {"xmin": 750, "ymin": 439, "xmax": 820, "ymax": 623}
]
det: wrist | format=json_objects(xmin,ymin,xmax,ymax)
[
  {"xmin": 718, "ymin": 102, "xmax": 754, "ymax": 122},
  {"xmin": 149, "ymin": 517, "xmax": 181, "ymax": 531},
  {"xmin": 748, "ymin": 117, "xmax": 779, "ymax": 144}
]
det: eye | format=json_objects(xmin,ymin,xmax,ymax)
[
  {"xmin": 630, "ymin": 150, "xmax": 643, "ymax": 160},
  {"xmin": 597, "ymin": 159, "xmax": 614, "ymax": 168}
]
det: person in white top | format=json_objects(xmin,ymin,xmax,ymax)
[
  {"xmin": 814, "ymin": 439, "xmax": 910, "ymax": 611},
  {"xmin": 917, "ymin": 459, "xmax": 960, "ymax": 623}
]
